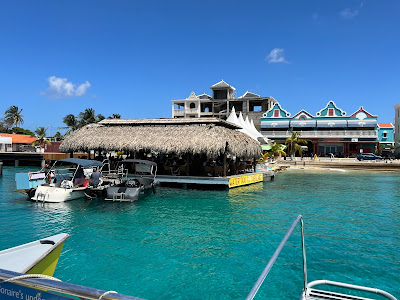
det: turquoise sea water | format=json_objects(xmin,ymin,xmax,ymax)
[{"xmin": 0, "ymin": 166, "xmax": 399, "ymax": 299}]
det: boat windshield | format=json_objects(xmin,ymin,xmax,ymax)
[
  {"xmin": 51, "ymin": 161, "xmax": 78, "ymax": 182},
  {"xmin": 119, "ymin": 161, "xmax": 156, "ymax": 176}
]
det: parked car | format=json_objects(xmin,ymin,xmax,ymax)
[
  {"xmin": 381, "ymin": 150, "xmax": 393, "ymax": 159},
  {"xmin": 20, "ymin": 145, "xmax": 36, "ymax": 152},
  {"xmin": 357, "ymin": 153, "xmax": 382, "ymax": 161}
]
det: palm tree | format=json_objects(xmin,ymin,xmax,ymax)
[
  {"xmin": 32, "ymin": 127, "xmax": 51, "ymax": 149},
  {"xmin": 112, "ymin": 114, "xmax": 121, "ymax": 119},
  {"xmin": 4, "ymin": 105, "xmax": 24, "ymax": 127},
  {"xmin": 79, "ymin": 108, "xmax": 97, "ymax": 127},
  {"xmin": 285, "ymin": 132, "xmax": 307, "ymax": 159},
  {"xmin": 96, "ymin": 114, "xmax": 105, "ymax": 122},
  {"xmin": 268, "ymin": 143, "xmax": 287, "ymax": 159},
  {"xmin": 60, "ymin": 114, "xmax": 79, "ymax": 135},
  {"xmin": 54, "ymin": 131, "xmax": 62, "ymax": 141}
]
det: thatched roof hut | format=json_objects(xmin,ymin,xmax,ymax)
[{"xmin": 60, "ymin": 118, "xmax": 261, "ymax": 158}]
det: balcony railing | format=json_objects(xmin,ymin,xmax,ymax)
[
  {"xmin": 173, "ymin": 109, "xmax": 185, "ymax": 115},
  {"xmin": 262, "ymin": 130, "xmax": 378, "ymax": 139},
  {"xmin": 185, "ymin": 108, "xmax": 199, "ymax": 114}
]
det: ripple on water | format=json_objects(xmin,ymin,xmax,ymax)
[{"xmin": 0, "ymin": 166, "xmax": 399, "ymax": 299}]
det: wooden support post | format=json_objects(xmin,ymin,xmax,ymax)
[
  {"xmin": 70, "ymin": 152, "xmax": 73, "ymax": 158},
  {"xmin": 186, "ymin": 153, "xmax": 190, "ymax": 176},
  {"xmin": 253, "ymin": 157, "xmax": 256, "ymax": 173},
  {"xmin": 15, "ymin": 159, "xmax": 19, "ymax": 167},
  {"xmin": 223, "ymin": 152, "xmax": 227, "ymax": 177},
  {"xmin": 0, "ymin": 161, "xmax": 3, "ymax": 176}
]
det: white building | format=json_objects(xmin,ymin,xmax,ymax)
[
  {"xmin": 171, "ymin": 80, "xmax": 277, "ymax": 128},
  {"xmin": 0, "ymin": 136, "xmax": 12, "ymax": 152}
]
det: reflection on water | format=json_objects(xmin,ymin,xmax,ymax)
[{"xmin": 227, "ymin": 182, "xmax": 264, "ymax": 200}]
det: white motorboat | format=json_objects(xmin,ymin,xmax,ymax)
[
  {"xmin": 246, "ymin": 215, "xmax": 397, "ymax": 300},
  {"xmin": 0, "ymin": 233, "xmax": 69, "ymax": 276},
  {"xmin": 31, "ymin": 158, "xmax": 103, "ymax": 203}
]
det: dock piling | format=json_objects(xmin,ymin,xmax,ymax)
[{"xmin": 0, "ymin": 161, "xmax": 3, "ymax": 176}]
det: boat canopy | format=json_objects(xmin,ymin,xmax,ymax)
[
  {"xmin": 58, "ymin": 158, "xmax": 103, "ymax": 168},
  {"xmin": 121, "ymin": 159, "xmax": 157, "ymax": 166}
]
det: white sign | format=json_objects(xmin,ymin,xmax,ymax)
[{"xmin": 351, "ymin": 138, "xmax": 358, "ymax": 142}]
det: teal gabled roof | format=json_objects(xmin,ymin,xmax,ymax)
[
  {"xmin": 315, "ymin": 101, "xmax": 346, "ymax": 118},
  {"xmin": 262, "ymin": 102, "xmax": 291, "ymax": 118}
]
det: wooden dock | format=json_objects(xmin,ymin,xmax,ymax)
[
  {"xmin": 0, "ymin": 152, "xmax": 87, "ymax": 166},
  {"xmin": 155, "ymin": 171, "xmax": 274, "ymax": 189}
]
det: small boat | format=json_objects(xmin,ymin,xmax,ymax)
[
  {"xmin": 105, "ymin": 159, "xmax": 157, "ymax": 202},
  {"xmin": 246, "ymin": 215, "xmax": 397, "ymax": 300},
  {"xmin": 0, "ymin": 233, "xmax": 69, "ymax": 276},
  {"xmin": 31, "ymin": 158, "xmax": 103, "ymax": 203}
]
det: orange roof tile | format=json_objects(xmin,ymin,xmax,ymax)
[
  {"xmin": 0, "ymin": 133, "xmax": 38, "ymax": 144},
  {"xmin": 378, "ymin": 123, "xmax": 393, "ymax": 128}
]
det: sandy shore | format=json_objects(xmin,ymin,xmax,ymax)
[{"xmin": 277, "ymin": 157, "xmax": 400, "ymax": 172}]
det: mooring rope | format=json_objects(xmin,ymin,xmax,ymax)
[
  {"xmin": 2, "ymin": 273, "xmax": 61, "ymax": 283},
  {"xmin": 98, "ymin": 290, "xmax": 118, "ymax": 299}
]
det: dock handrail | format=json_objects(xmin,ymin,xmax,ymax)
[{"xmin": 246, "ymin": 214, "xmax": 307, "ymax": 300}]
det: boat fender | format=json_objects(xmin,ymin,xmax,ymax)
[
  {"xmin": 28, "ymin": 188, "xmax": 36, "ymax": 198},
  {"xmin": 152, "ymin": 182, "xmax": 156, "ymax": 194}
]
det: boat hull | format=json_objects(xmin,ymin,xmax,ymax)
[
  {"xmin": 31, "ymin": 185, "xmax": 86, "ymax": 203},
  {"xmin": 0, "ymin": 233, "xmax": 69, "ymax": 276},
  {"xmin": 105, "ymin": 178, "xmax": 155, "ymax": 202}
]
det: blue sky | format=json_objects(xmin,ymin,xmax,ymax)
[{"xmin": 0, "ymin": 0, "xmax": 399, "ymax": 134}]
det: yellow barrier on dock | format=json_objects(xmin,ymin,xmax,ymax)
[{"xmin": 228, "ymin": 173, "xmax": 263, "ymax": 188}]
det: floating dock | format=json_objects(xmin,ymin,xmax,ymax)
[{"xmin": 155, "ymin": 171, "xmax": 274, "ymax": 189}]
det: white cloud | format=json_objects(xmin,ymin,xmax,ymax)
[
  {"xmin": 75, "ymin": 81, "xmax": 91, "ymax": 96},
  {"xmin": 265, "ymin": 48, "xmax": 288, "ymax": 64},
  {"xmin": 42, "ymin": 76, "xmax": 91, "ymax": 98},
  {"xmin": 340, "ymin": 8, "xmax": 359, "ymax": 19}
]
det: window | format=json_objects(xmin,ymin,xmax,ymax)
[
  {"xmin": 274, "ymin": 110, "xmax": 280, "ymax": 117},
  {"xmin": 383, "ymin": 131, "xmax": 388, "ymax": 138},
  {"xmin": 214, "ymin": 90, "xmax": 228, "ymax": 99},
  {"xmin": 189, "ymin": 103, "xmax": 195, "ymax": 109},
  {"xmin": 328, "ymin": 108, "xmax": 334, "ymax": 116},
  {"xmin": 299, "ymin": 115, "xmax": 307, "ymax": 120}
]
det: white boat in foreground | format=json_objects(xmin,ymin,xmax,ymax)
[
  {"xmin": 31, "ymin": 158, "xmax": 103, "ymax": 203},
  {"xmin": 246, "ymin": 215, "xmax": 397, "ymax": 300},
  {"xmin": 0, "ymin": 233, "xmax": 69, "ymax": 276}
]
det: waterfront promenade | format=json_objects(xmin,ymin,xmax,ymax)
[{"xmin": 280, "ymin": 157, "xmax": 400, "ymax": 171}]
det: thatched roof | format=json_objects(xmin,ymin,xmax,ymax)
[{"xmin": 60, "ymin": 118, "xmax": 261, "ymax": 158}]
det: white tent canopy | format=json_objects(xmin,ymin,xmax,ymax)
[{"xmin": 226, "ymin": 108, "xmax": 268, "ymax": 143}]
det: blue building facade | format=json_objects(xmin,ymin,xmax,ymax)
[
  {"xmin": 377, "ymin": 123, "xmax": 394, "ymax": 147},
  {"xmin": 261, "ymin": 101, "xmax": 379, "ymax": 157}
]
